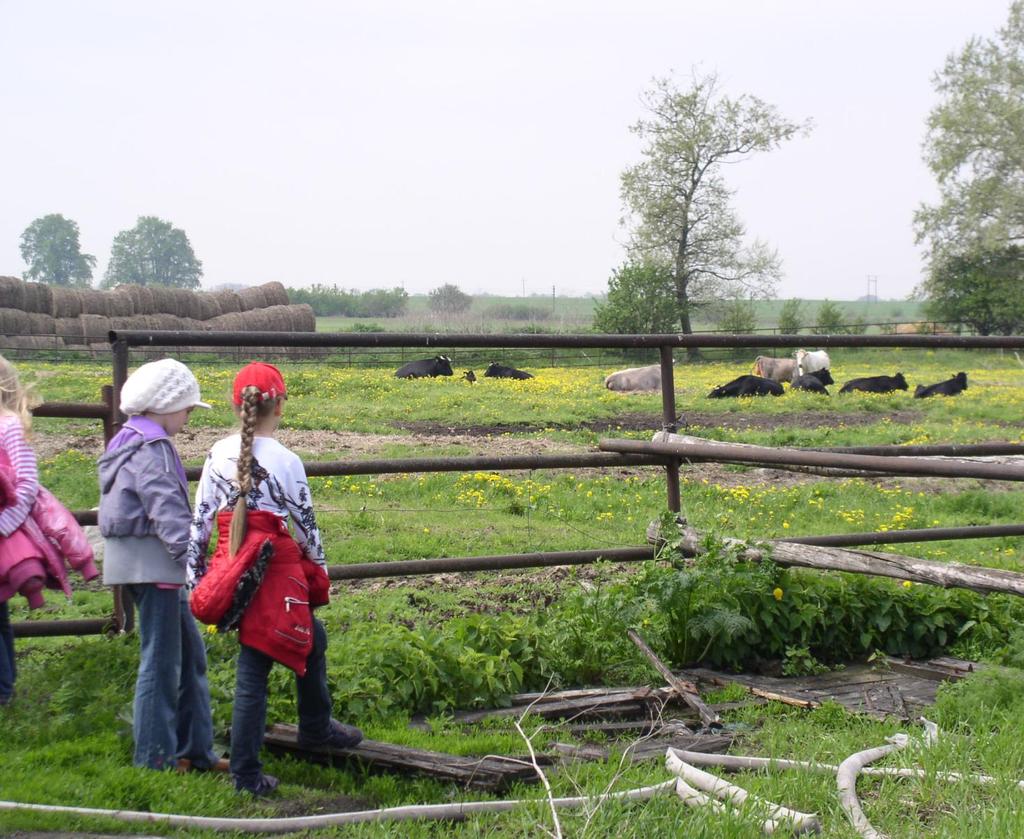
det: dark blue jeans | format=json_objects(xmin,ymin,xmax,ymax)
[
  {"xmin": 230, "ymin": 617, "xmax": 332, "ymax": 785},
  {"xmin": 0, "ymin": 600, "xmax": 14, "ymax": 701},
  {"xmin": 128, "ymin": 584, "xmax": 219, "ymax": 770}
]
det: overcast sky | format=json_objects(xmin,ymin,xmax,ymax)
[{"xmin": 0, "ymin": 1, "xmax": 1012, "ymax": 300}]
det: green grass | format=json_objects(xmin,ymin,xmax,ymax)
[
  {"xmin": 3, "ymin": 348, "xmax": 1024, "ymax": 836},
  {"xmin": 312, "ymin": 295, "xmax": 927, "ymax": 335}
]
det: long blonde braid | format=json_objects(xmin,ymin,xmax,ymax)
[{"xmin": 228, "ymin": 386, "xmax": 262, "ymax": 557}]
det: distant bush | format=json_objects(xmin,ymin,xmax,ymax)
[
  {"xmin": 290, "ymin": 284, "xmax": 408, "ymax": 317},
  {"xmin": 429, "ymin": 284, "xmax": 473, "ymax": 314},
  {"xmin": 482, "ymin": 303, "xmax": 552, "ymax": 321},
  {"xmin": 348, "ymin": 322, "xmax": 385, "ymax": 332}
]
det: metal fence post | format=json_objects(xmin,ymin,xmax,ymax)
[{"xmin": 659, "ymin": 344, "xmax": 681, "ymax": 513}]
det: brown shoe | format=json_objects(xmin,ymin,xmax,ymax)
[{"xmin": 176, "ymin": 756, "xmax": 231, "ymax": 773}]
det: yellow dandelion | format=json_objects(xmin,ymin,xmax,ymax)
[
  {"xmin": 772, "ymin": 587, "xmax": 784, "ymax": 601},
  {"xmin": 902, "ymin": 580, "xmax": 913, "ymax": 588}
]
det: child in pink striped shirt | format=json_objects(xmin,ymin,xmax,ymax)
[{"xmin": 0, "ymin": 355, "xmax": 40, "ymax": 704}]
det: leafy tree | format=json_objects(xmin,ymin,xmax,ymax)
[
  {"xmin": 776, "ymin": 298, "xmax": 804, "ymax": 335},
  {"xmin": 428, "ymin": 283, "xmax": 472, "ymax": 314},
  {"xmin": 620, "ymin": 72, "xmax": 807, "ymax": 356},
  {"xmin": 715, "ymin": 298, "xmax": 758, "ymax": 334},
  {"xmin": 814, "ymin": 300, "xmax": 846, "ymax": 334},
  {"xmin": 592, "ymin": 260, "xmax": 678, "ymax": 334},
  {"xmin": 19, "ymin": 214, "xmax": 95, "ymax": 287},
  {"xmin": 915, "ymin": 2, "xmax": 1024, "ymax": 261},
  {"xmin": 102, "ymin": 216, "xmax": 202, "ymax": 289},
  {"xmin": 922, "ymin": 246, "xmax": 1024, "ymax": 334}
]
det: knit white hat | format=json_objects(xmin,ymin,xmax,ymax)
[{"xmin": 120, "ymin": 359, "xmax": 211, "ymax": 415}]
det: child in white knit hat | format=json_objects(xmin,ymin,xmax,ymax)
[{"xmin": 97, "ymin": 358, "xmax": 224, "ymax": 772}]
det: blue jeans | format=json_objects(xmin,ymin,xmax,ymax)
[
  {"xmin": 0, "ymin": 600, "xmax": 14, "ymax": 701},
  {"xmin": 128, "ymin": 584, "xmax": 218, "ymax": 770},
  {"xmin": 230, "ymin": 617, "xmax": 332, "ymax": 785}
]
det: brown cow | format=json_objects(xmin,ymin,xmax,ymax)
[{"xmin": 752, "ymin": 356, "xmax": 797, "ymax": 383}]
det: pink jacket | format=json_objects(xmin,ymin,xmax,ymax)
[{"xmin": 0, "ymin": 461, "xmax": 98, "ymax": 603}]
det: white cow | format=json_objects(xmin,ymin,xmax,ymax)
[
  {"xmin": 604, "ymin": 363, "xmax": 663, "ymax": 392},
  {"xmin": 796, "ymin": 349, "xmax": 831, "ymax": 376}
]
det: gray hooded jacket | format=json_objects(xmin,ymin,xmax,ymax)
[{"xmin": 98, "ymin": 433, "xmax": 192, "ymax": 585}]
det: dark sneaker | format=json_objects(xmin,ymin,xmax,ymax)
[
  {"xmin": 235, "ymin": 772, "xmax": 279, "ymax": 796},
  {"xmin": 298, "ymin": 719, "xmax": 363, "ymax": 751}
]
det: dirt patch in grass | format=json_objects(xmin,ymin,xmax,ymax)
[
  {"xmin": 270, "ymin": 792, "xmax": 374, "ymax": 818},
  {"xmin": 393, "ymin": 410, "xmax": 929, "ymax": 436},
  {"xmin": 32, "ymin": 426, "xmax": 578, "ymax": 464}
]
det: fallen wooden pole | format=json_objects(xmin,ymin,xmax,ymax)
[
  {"xmin": 602, "ymin": 436, "xmax": 1024, "ymax": 482},
  {"xmin": 652, "ymin": 519, "xmax": 1024, "ymax": 598},
  {"xmin": 627, "ymin": 629, "xmax": 722, "ymax": 728}
]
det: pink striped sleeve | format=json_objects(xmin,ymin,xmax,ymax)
[{"xmin": 0, "ymin": 417, "xmax": 40, "ymax": 536}]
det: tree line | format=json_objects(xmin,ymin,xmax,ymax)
[{"xmin": 19, "ymin": 215, "xmax": 202, "ymax": 290}]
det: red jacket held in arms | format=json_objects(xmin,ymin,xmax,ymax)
[{"xmin": 191, "ymin": 510, "xmax": 330, "ymax": 676}]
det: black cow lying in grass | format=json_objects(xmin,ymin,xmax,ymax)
[
  {"xmin": 395, "ymin": 355, "xmax": 454, "ymax": 378},
  {"xmin": 914, "ymin": 372, "xmax": 967, "ymax": 399},
  {"xmin": 484, "ymin": 362, "xmax": 533, "ymax": 379},
  {"xmin": 708, "ymin": 375, "xmax": 784, "ymax": 398},
  {"xmin": 791, "ymin": 368, "xmax": 834, "ymax": 395},
  {"xmin": 838, "ymin": 372, "xmax": 908, "ymax": 394}
]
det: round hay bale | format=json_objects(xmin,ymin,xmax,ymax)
[
  {"xmin": 51, "ymin": 287, "xmax": 83, "ymax": 318},
  {"xmin": 173, "ymin": 289, "xmax": 203, "ymax": 320},
  {"xmin": 107, "ymin": 289, "xmax": 135, "ymax": 317},
  {"xmin": 209, "ymin": 312, "xmax": 244, "ymax": 332},
  {"xmin": 54, "ymin": 317, "xmax": 84, "ymax": 341},
  {"xmin": 211, "ymin": 290, "xmax": 242, "ymax": 314},
  {"xmin": 259, "ymin": 281, "xmax": 290, "ymax": 307},
  {"xmin": 0, "ymin": 308, "xmax": 31, "ymax": 336},
  {"xmin": 122, "ymin": 285, "xmax": 158, "ymax": 315},
  {"xmin": 260, "ymin": 305, "xmax": 291, "ymax": 332},
  {"xmin": 240, "ymin": 308, "xmax": 273, "ymax": 332},
  {"xmin": 77, "ymin": 289, "xmax": 108, "ymax": 315},
  {"xmin": 26, "ymin": 312, "xmax": 55, "ymax": 336},
  {"xmin": 21, "ymin": 282, "xmax": 53, "ymax": 314},
  {"xmin": 0, "ymin": 277, "xmax": 26, "ymax": 311},
  {"xmin": 195, "ymin": 292, "xmax": 222, "ymax": 320},
  {"xmin": 146, "ymin": 286, "xmax": 174, "ymax": 314},
  {"xmin": 236, "ymin": 286, "xmax": 268, "ymax": 311},
  {"xmin": 80, "ymin": 313, "xmax": 111, "ymax": 342},
  {"xmin": 288, "ymin": 303, "xmax": 316, "ymax": 332}
]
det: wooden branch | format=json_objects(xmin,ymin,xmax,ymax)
[
  {"xmin": 655, "ymin": 519, "xmax": 1024, "ymax": 598},
  {"xmin": 627, "ymin": 629, "xmax": 722, "ymax": 728},
  {"xmin": 836, "ymin": 737, "xmax": 908, "ymax": 839}
]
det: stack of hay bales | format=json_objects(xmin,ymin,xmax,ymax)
[{"xmin": 0, "ymin": 277, "xmax": 317, "ymax": 355}]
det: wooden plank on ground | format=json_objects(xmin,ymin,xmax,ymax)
[
  {"xmin": 550, "ymin": 731, "xmax": 734, "ymax": 764},
  {"xmin": 689, "ymin": 658, "xmax": 980, "ymax": 720},
  {"xmin": 264, "ymin": 723, "xmax": 546, "ymax": 792}
]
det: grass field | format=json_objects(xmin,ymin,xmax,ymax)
[
  {"xmin": 2, "ymin": 348, "xmax": 1024, "ymax": 837},
  {"xmin": 315, "ymin": 296, "xmax": 929, "ymax": 334}
]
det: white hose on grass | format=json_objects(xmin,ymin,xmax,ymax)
[
  {"xmin": 667, "ymin": 749, "xmax": 1024, "ymax": 791},
  {"xmin": 666, "ymin": 749, "xmax": 821, "ymax": 835},
  {"xmin": 0, "ymin": 780, "xmax": 676, "ymax": 834}
]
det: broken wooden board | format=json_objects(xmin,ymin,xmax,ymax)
[
  {"xmin": 550, "ymin": 731, "xmax": 735, "ymax": 764},
  {"xmin": 264, "ymin": 723, "xmax": 548, "ymax": 792},
  {"xmin": 687, "ymin": 657, "xmax": 982, "ymax": 721},
  {"xmin": 452, "ymin": 685, "xmax": 678, "ymax": 725}
]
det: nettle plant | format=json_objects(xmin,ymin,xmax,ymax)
[{"xmin": 618, "ymin": 512, "xmax": 1023, "ymax": 672}]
